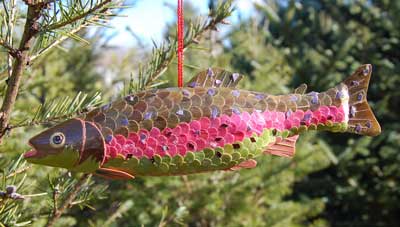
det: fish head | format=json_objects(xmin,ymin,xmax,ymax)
[{"xmin": 25, "ymin": 118, "xmax": 105, "ymax": 172}]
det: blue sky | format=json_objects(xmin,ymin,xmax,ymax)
[{"xmin": 106, "ymin": 0, "xmax": 259, "ymax": 46}]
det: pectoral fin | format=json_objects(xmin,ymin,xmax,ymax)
[
  {"xmin": 95, "ymin": 167, "xmax": 135, "ymax": 180},
  {"xmin": 229, "ymin": 159, "xmax": 257, "ymax": 171},
  {"xmin": 265, "ymin": 135, "xmax": 299, "ymax": 158}
]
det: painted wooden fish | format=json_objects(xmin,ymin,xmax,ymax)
[{"xmin": 24, "ymin": 64, "xmax": 381, "ymax": 179}]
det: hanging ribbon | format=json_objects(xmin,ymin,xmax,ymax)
[{"xmin": 177, "ymin": 0, "xmax": 184, "ymax": 87}]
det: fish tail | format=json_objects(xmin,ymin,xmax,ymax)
[{"xmin": 339, "ymin": 64, "xmax": 381, "ymax": 136}]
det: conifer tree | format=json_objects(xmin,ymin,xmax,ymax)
[
  {"xmin": 249, "ymin": 0, "xmax": 400, "ymax": 226},
  {"xmin": 0, "ymin": 0, "xmax": 241, "ymax": 226},
  {"xmin": 1, "ymin": 0, "xmax": 396, "ymax": 226}
]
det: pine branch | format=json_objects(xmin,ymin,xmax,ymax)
[
  {"xmin": 104, "ymin": 200, "xmax": 134, "ymax": 226},
  {"xmin": 132, "ymin": 0, "xmax": 234, "ymax": 91},
  {"xmin": 32, "ymin": 0, "xmax": 125, "ymax": 61},
  {"xmin": 10, "ymin": 92, "xmax": 102, "ymax": 129},
  {"xmin": 42, "ymin": 0, "xmax": 115, "ymax": 32},
  {"xmin": 45, "ymin": 173, "xmax": 107, "ymax": 227},
  {"xmin": 0, "ymin": 156, "xmax": 30, "ymax": 226},
  {"xmin": 30, "ymin": 24, "xmax": 86, "ymax": 62},
  {"xmin": 46, "ymin": 174, "xmax": 90, "ymax": 227},
  {"xmin": 1, "ymin": 0, "xmax": 18, "ymax": 77},
  {"xmin": 0, "ymin": 3, "xmax": 46, "ymax": 143},
  {"xmin": 0, "ymin": 0, "xmax": 125, "ymax": 83}
]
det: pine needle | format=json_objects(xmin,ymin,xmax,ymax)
[{"xmin": 11, "ymin": 92, "xmax": 102, "ymax": 129}]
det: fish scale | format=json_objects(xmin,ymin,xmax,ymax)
[
  {"xmin": 25, "ymin": 65, "xmax": 381, "ymax": 180},
  {"xmin": 85, "ymin": 86, "xmax": 341, "ymax": 138}
]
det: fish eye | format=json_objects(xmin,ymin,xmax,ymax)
[{"xmin": 50, "ymin": 132, "xmax": 65, "ymax": 148}]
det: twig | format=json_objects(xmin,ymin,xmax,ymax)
[
  {"xmin": 29, "ymin": 25, "xmax": 84, "ymax": 62},
  {"xmin": 52, "ymin": 186, "xmax": 59, "ymax": 218},
  {"xmin": 0, "ymin": 38, "xmax": 16, "ymax": 56},
  {"xmin": 143, "ymin": 2, "xmax": 233, "ymax": 88},
  {"xmin": 43, "ymin": 0, "xmax": 113, "ymax": 32},
  {"xmin": 9, "ymin": 114, "xmax": 76, "ymax": 129},
  {"xmin": 0, "ymin": 2, "xmax": 117, "ymax": 137},
  {"xmin": 9, "ymin": 91, "xmax": 102, "ymax": 129},
  {"xmin": 6, "ymin": 0, "xmax": 17, "ymax": 77},
  {"xmin": 46, "ymin": 174, "xmax": 90, "ymax": 227},
  {"xmin": 181, "ymin": 176, "xmax": 192, "ymax": 194},
  {"xmin": 0, "ymin": 4, "xmax": 45, "ymax": 143},
  {"xmin": 22, "ymin": 192, "xmax": 48, "ymax": 198},
  {"xmin": 6, "ymin": 166, "xmax": 31, "ymax": 179},
  {"xmin": 32, "ymin": 1, "xmax": 121, "ymax": 61},
  {"xmin": 0, "ymin": 1, "xmax": 116, "ymax": 81},
  {"xmin": 103, "ymin": 200, "xmax": 134, "ymax": 226}
]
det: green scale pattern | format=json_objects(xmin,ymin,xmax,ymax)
[{"xmin": 103, "ymin": 128, "xmax": 278, "ymax": 176}]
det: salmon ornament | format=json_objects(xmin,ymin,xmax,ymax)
[{"xmin": 24, "ymin": 65, "xmax": 381, "ymax": 179}]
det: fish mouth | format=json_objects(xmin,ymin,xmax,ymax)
[
  {"xmin": 24, "ymin": 149, "xmax": 39, "ymax": 159},
  {"xmin": 24, "ymin": 142, "xmax": 43, "ymax": 159}
]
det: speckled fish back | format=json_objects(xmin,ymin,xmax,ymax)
[{"xmin": 84, "ymin": 86, "xmax": 345, "ymax": 140}]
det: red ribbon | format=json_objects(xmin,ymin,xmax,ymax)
[{"xmin": 177, "ymin": 0, "xmax": 184, "ymax": 87}]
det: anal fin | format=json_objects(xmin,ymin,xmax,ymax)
[
  {"xmin": 265, "ymin": 135, "xmax": 299, "ymax": 158},
  {"xmin": 95, "ymin": 168, "xmax": 135, "ymax": 180}
]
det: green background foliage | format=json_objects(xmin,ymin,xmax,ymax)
[{"xmin": 0, "ymin": 0, "xmax": 399, "ymax": 226}]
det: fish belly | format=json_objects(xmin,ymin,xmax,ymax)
[{"xmin": 102, "ymin": 128, "xmax": 279, "ymax": 176}]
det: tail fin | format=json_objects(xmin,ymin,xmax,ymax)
[{"xmin": 341, "ymin": 64, "xmax": 381, "ymax": 136}]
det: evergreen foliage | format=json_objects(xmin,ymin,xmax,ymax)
[{"xmin": 0, "ymin": 0, "xmax": 398, "ymax": 226}]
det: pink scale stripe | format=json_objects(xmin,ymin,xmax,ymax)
[{"xmin": 105, "ymin": 105, "xmax": 346, "ymax": 160}]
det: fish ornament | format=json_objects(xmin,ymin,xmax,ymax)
[{"xmin": 24, "ymin": 65, "xmax": 381, "ymax": 179}]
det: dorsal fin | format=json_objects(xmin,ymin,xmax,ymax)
[
  {"xmin": 186, "ymin": 68, "xmax": 244, "ymax": 88},
  {"xmin": 294, "ymin": 83, "xmax": 307, "ymax": 94}
]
